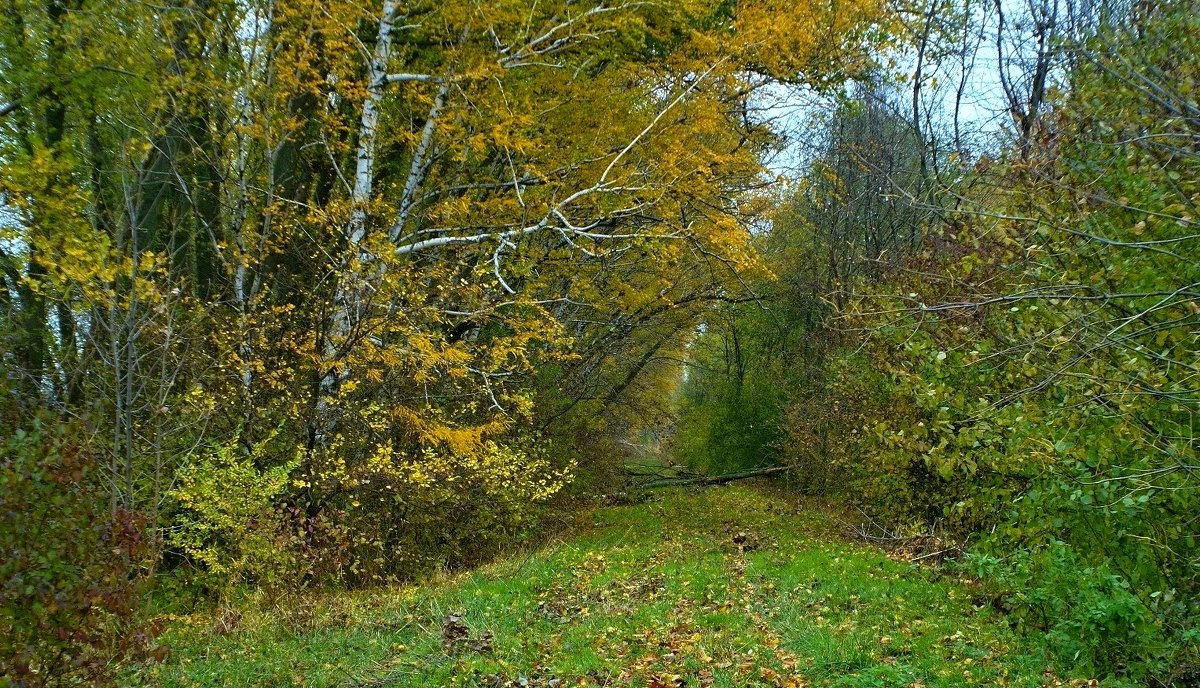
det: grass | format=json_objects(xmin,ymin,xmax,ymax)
[{"xmin": 130, "ymin": 486, "xmax": 1120, "ymax": 687}]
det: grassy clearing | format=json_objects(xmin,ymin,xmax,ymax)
[{"xmin": 131, "ymin": 486, "xmax": 1117, "ymax": 687}]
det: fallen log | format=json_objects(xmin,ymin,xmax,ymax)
[{"xmin": 637, "ymin": 464, "xmax": 794, "ymax": 489}]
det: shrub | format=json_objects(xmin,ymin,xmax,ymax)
[
  {"xmin": 167, "ymin": 433, "xmax": 299, "ymax": 597},
  {"xmin": 329, "ymin": 437, "xmax": 574, "ymax": 583},
  {"xmin": 0, "ymin": 414, "xmax": 153, "ymax": 686},
  {"xmin": 965, "ymin": 541, "xmax": 1164, "ymax": 674}
]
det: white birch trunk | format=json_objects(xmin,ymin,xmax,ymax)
[
  {"xmin": 314, "ymin": 0, "xmax": 400, "ymax": 446},
  {"xmin": 390, "ymin": 77, "xmax": 449, "ymax": 242}
]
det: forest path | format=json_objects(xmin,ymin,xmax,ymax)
[{"xmin": 142, "ymin": 486, "xmax": 1090, "ymax": 687}]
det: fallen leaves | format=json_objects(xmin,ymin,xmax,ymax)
[
  {"xmin": 476, "ymin": 670, "xmax": 567, "ymax": 687},
  {"xmin": 441, "ymin": 612, "xmax": 494, "ymax": 654},
  {"xmin": 441, "ymin": 613, "xmax": 470, "ymax": 648}
]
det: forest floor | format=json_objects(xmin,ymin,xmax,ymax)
[{"xmin": 135, "ymin": 486, "xmax": 1112, "ymax": 687}]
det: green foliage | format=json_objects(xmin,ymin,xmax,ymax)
[
  {"xmin": 674, "ymin": 85, "xmax": 931, "ymax": 481},
  {"xmin": 168, "ymin": 433, "xmax": 299, "ymax": 595},
  {"xmin": 965, "ymin": 542, "xmax": 1162, "ymax": 672},
  {"xmin": 674, "ymin": 319, "xmax": 790, "ymax": 474},
  {"xmin": 320, "ymin": 436, "xmax": 575, "ymax": 584},
  {"xmin": 0, "ymin": 408, "xmax": 153, "ymax": 685},
  {"xmin": 761, "ymin": 4, "xmax": 1200, "ymax": 679}
]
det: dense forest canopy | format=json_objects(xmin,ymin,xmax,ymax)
[{"xmin": 1, "ymin": 0, "xmax": 1197, "ymax": 684}]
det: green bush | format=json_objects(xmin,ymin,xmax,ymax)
[
  {"xmin": 313, "ymin": 436, "xmax": 574, "ymax": 585},
  {"xmin": 167, "ymin": 433, "xmax": 299, "ymax": 597},
  {"xmin": 965, "ymin": 541, "xmax": 1163, "ymax": 674},
  {"xmin": 754, "ymin": 5, "xmax": 1200, "ymax": 677}
]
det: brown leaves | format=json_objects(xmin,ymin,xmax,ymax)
[
  {"xmin": 440, "ymin": 612, "xmax": 493, "ymax": 654},
  {"xmin": 730, "ymin": 530, "xmax": 760, "ymax": 553},
  {"xmin": 210, "ymin": 607, "xmax": 242, "ymax": 636},
  {"xmin": 477, "ymin": 669, "xmax": 566, "ymax": 687},
  {"xmin": 440, "ymin": 612, "xmax": 469, "ymax": 646}
]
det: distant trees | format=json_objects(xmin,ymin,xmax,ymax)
[{"xmin": 674, "ymin": 84, "xmax": 931, "ymax": 476}]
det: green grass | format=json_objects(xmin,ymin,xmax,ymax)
[{"xmin": 130, "ymin": 487, "xmax": 1121, "ymax": 687}]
